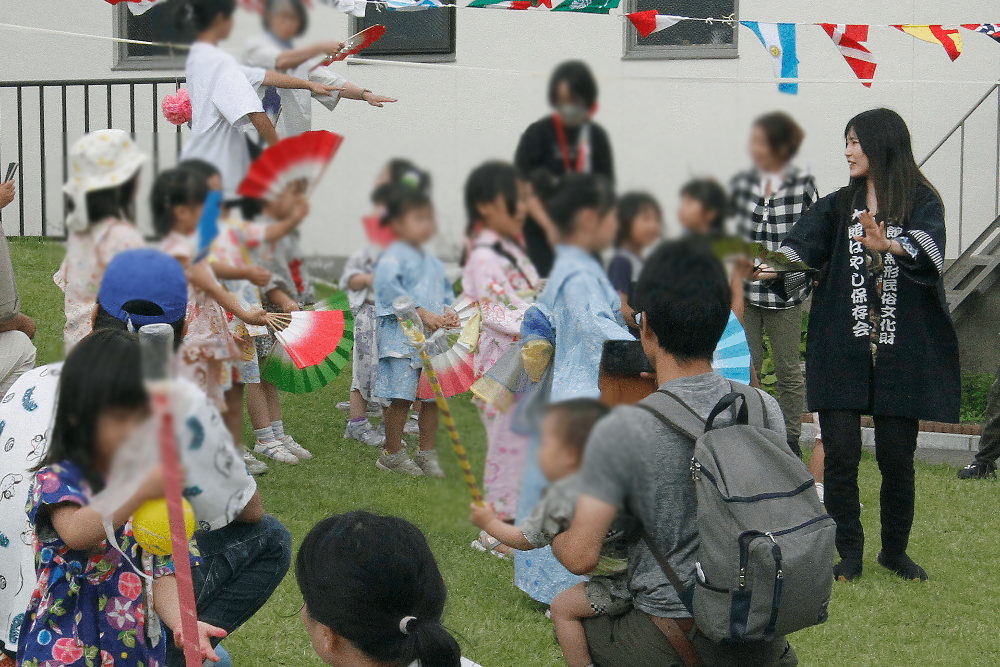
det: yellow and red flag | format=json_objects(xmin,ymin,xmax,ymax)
[{"xmin": 893, "ymin": 25, "xmax": 963, "ymax": 61}]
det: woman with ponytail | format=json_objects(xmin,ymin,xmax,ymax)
[{"xmin": 296, "ymin": 512, "xmax": 479, "ymax": 667}]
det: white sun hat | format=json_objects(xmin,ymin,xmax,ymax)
[{"xmin": 63, "ymin": 129, "xmax": 148, "ymax": 233}]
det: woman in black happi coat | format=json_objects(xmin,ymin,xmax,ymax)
[{"xmin": 773, "ymin": 108, "xmax": 960, "ymax": 583}]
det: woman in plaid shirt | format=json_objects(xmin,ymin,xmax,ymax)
[{"xmin": 729, "ymin": 112, "xmax": 817, "ymax": 455}]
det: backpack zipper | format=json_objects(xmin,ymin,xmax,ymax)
[{"xmin": 690, "ymin": 458, "xmax": 702, "ymax": 481}]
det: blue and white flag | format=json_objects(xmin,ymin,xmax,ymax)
[
  {"xmin": 384, "ymin": 0, "xmax": 445, "ymax": 10},
  {"xmin": 742, "ymin": 21, "xmax": 799, "ymax": 95}
]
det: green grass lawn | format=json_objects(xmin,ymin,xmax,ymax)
[{"xmin": 10, "ymin": 238, "xmax": 1000, "ymax": 667}]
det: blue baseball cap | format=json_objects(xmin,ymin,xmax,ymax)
[{"xmin": 97, "ymin": 249, "xmax": 188, "ymax": 329}]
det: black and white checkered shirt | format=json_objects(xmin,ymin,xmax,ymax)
[{"xmin": 730, "ymin": 167, "xmax": 818, "ymax": 309}]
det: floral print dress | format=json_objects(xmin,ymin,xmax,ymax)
[
  {"xmin": 17, "ymin": 462, "xmax": 177, "ymax": 667},
  {"xmin": 462, "ymin": 230, "xmax": 540, "ymax": 520},
  {"xmin": 340, "ymin": 244, "xmax": 382, "ymax": 404},
  {"xmin": 159, "ymin": 233, "xmax": 240, "ymax": 411}
]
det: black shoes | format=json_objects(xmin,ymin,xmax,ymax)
[
  {"xmin": 957, "ymin": 460, "xmax": 997, "ymax": 480},
  {"xmin": 832, "ymin": 558, "xmax": 863, "ymax": 582},
  {"xmin": 877, "ymin": 551, "xmax": 928, "ymax": 582}
]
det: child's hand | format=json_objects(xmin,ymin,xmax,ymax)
[
  {"xmin": 417, "ymin": 308, "xmax": 445, "ymax": 333},
  {"xmin": 138, "ymin": 465, "xmax": 165, "ymax": 503},
  {"xmin": 282, "ymin": 302, "xmax": 301, "ymax": 314},
  {"xmin": 292, "ymin": 198, "xmax": 310, "ymax": 224},
  {"xmin": 362, "ymin": 91, "xmax": 397, "ymax": 108},
  {"xmin": 443, "ymin": 308, "xmax": 460, "ymax": 329},
  {"xmin": 470, "ymin": 502, "xmax": 498, "ymax": 531},
  {"xmin": 245, "ymin": 266, "xmax": 272, "ymax": 287},
  {"xmin": 244, "ymin": 307, "xmax": 270, "ymax": 326},
  {"xmin": 363, "ymin": 273, "xmax": 374, "ymax": 288},
  {"xmin": 323, "ymin": 40, "xmax": 346, "ymax": 56},
  {"xmin": 175, "ymin": 621, "xmax": 228, "ymax": 663}
]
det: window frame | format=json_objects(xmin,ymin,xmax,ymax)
[
  {"xmin": 112, "ymin": 5, "xmax": 190, "ymax": 71},
  {"xmin": 621, "ymin": 0, "xmax": 739, "ymax": 60},
  {"xmin": 347, "ymin": 4, "xmax": 457, "ymax": 63}
]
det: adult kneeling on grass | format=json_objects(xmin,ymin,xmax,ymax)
[{"xmin": 552, "ymin": 238, "xmax": 797, "ymax": 667}]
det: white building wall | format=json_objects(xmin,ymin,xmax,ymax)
[{"xmin": 1, "ymin": 0, "xmax": 999, "ymax": 260}]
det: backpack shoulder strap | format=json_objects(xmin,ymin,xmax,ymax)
[
  {"xmin": 728, "ymin": 383, "xmax": 768, "ymax": 429},
  {"xmin": 635, "ymin": 389, "xmax": 706, "ymax": 441}
]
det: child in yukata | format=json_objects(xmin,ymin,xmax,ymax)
[
  {"xmin": 461, "ymin": 161, "xmax": 540, "ymax": 555},
  {"xmin": 373, "ymin": 185, "xmax": 457, "ymax": 478},
  {"xmin": 514, "ymin": 172, "xmax": 633, "ymax": 606},
  {"xmin": 472, "ymin": 399, "xmax": 633, "ymax": 667}
]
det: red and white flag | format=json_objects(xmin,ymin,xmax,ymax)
[
  {"xmin": 819, "ymin": 23, "xmax": 877, "ymax": 87},
  {"xmin": 626, "ymin": 11, "xmax": 683, "ymax": 39}
]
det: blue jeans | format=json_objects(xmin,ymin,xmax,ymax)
[{"xmin": 166, "ymin": 515, "xmax": 292, "ymax": 667}]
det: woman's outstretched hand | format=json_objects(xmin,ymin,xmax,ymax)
[
  {"xmin": 853, "ymin": 209, "xmax": 892, "ymax": 253},
  {"xmin": 362, "ymin": 91, "xmax": 397, "ymax": 108}
]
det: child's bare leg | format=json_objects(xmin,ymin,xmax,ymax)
[
  {"xmin": 809, "ymin": 438, "xmax": 825, "ymax": 482},
  {"xmin": 417, "ymin": 401, "xmax": 438, "ymax": 452},
  {"xmin": 263, "ymin": 380, "xmax": 282, "ymax": 423},
  {"xmin": 383, "ymin": 400, "xmax": 411, "ymax": 455},
  {"xmin": 349, "ymin": 389, "xmax": 369, "ymax": 421},
  {"xmin": 549, "ymin": 583, "xmax": 596, "ymax": 667},
  {"xmin": 246, "ymin": 382, "xmax": 271, "ymax": 432},
  {"xmin": 223, "ymin": 383, "xmax": 245, "ymax": 449}
]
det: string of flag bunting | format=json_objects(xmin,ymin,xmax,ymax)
[{"xmin": 109, "ymin": 0, "xmax": 1000, "ymax": 94}]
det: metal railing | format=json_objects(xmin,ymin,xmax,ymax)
[
  {"xmin": 918, "ymin": 83, "xmax": 1000, "ymax": 253},
  {"xmin": 0, "ymin": 77, "xmax": 185, "ymax": 238}
]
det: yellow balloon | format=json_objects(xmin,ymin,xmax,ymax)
[{"xmin": 132, "ymin": 497, "xmax": 196, "ymax": 556}]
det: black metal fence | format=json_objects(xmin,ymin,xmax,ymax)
[{"xmin": 0, "ymin": 77, "xmax": 186, "ymax": 238}]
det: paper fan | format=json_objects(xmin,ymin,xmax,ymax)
[
  {"xmin": 237, "ymin": 131, "xmax": 344, "ymax": 200},
  {"xmin": 262, "ymin": 291, "xmax": 354, "ymax": 393},
  {"xmin": 712, "ymin": 311, "xmax": 752, "ymax": 384},
  {"xmin": 416, "ymin": 298, "xmax": 481, "ymax": 399},
  {"xmin": 317, "ymin": 25, "xmax": 387, "ymax": 66},
  {"xmin": 194, "ymin": 190, "xmax": 222, "ymax": 263}
]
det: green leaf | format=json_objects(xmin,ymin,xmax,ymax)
[{"xmin": 98, "ymin": 595, "xmax": 108, "ymax": 612}]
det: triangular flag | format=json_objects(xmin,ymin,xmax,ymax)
[
  {"xmin": 961, "ymin": 24, "xmax": 1000, "ymax": 43},
  {"xmin": 742, "ymin": 22, "xmax": 799, "ymax": 95},
  {"xmin": 818, "ymin": 24, "xmax": 876, "ymax": 87},
  {"xmin": 552, "ymin": 0, "xmax": 618, "ymax": 14},
  {"xmin": 626, "ymin": 11, "xmax": 682, "ymax": 39},
  {"xmin": 468, "ymin": 0, "xmax": 547, "ymax": 8},
  {"xmin": 893, "ymin": 25, "xmax": 963, "ymax": 61}
]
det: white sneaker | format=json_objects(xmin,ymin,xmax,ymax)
[
  {"xmin": 336, "ymin": 401, "xmax": 351, "ymax": 412},
  {"xmin": 281, "ymin": 435, "xmax": 312, "ymax": 460},
  {"xmin": 345, "ymin": 419, "xmax": 386, "ymax": 447},
  {"xmin": 413, "ymin": 449, "xmax": 444, "ymax": 478},
  {"xmin": 403, "ymin": 415, "xmax": 420, "ymax": 435},
  {"xmin": 815, "ymin": 482, "xmax": 825, "ymax": 504},
  {"xmin": 243, "ymin": 450, "xmax": 268, "ymax": 476},
  {"xmin": 376, "ymin": 448, "xmax": 424, "ymax": 476},
  {"xmin": 254, "ymin": 439, "xmax": 299, "ymax": 464}
]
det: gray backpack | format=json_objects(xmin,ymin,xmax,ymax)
[{"xmin": 637, "ymin": 384, "xmax": 835, "ymax": 644}]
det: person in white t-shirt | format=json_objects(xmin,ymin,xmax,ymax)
[
  {"xmin": 243, "ymin": 0, "xmax": 396, "ymax": 139},
  {"xmin": 177, "ymin": 0, "xmax": 338, "ymax": 200}
]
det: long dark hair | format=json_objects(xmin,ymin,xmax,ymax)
[
  {"xmin": 843, "ymin": 108, "xmax": 941, "ymax": 225},
  {"xmin": 37, "ymin": 329, "xmax": 148, "ymax": 493},
  {"xmin": 296, "ymin": 512, "xmax": 461, "ymax": 667},
  {"xmin": 263, "ymin": 0, "xmax": 308, "ymax": 36},
  {"xmin": 67, "ymin": 177, "xmax": 139, "ymax": 225},
  {"xmin": 615, "ymin": 192, "xmax": 661, "ymax": 247},
  {"xmin": 151, "ymin": 167, "xmax": 210, "ymax": 237}
]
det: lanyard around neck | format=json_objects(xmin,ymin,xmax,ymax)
[{"xmin": 552, "ymin": 114, "xmax": 587, "ymax": 173}]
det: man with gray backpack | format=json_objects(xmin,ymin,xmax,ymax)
[{"xmin": 553, "ymin": 238, "xmax": 835, "ymax": 667}]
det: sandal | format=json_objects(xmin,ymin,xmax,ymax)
[{"xmin": 471, "ymin": 532, "xmax": 513, "ymax": 560}]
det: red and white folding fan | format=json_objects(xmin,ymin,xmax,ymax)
[
  {"xmin": 316, "ymin": 25, "xmax": 387, "ymax": 67},
  {"xmin": 267, "ymin": 310, "xmax": 347, "ymax": 370},
  {"xmin": 237, "ymin": 131, "xmax": 344, "ymax": 200},
  {"xmin": 416, "ymin": 298, "xmax": 481, "ymax": 399}
]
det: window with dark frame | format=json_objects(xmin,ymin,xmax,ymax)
[
  {"xmin": 623, "ymin": 0, "xmax": 737, "ymax": 60},
  {"xmin": 349, "ymin": 2, "xmax": 456, "ymax": 60},
  {"xmin": 114, "ymin": 4, "xmax": 195, "ymax": 70}
]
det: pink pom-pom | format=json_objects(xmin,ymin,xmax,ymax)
[{"xmin": 162, "ymin": 88, "xmax": 192, "ymax": 126}]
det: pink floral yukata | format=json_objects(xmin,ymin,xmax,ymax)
[
  {"xmin": 462, "ymin": 229, "xmax": 540, "ymax": 520},
  {"xmin": 16, "ymin": 462, "xmax": 184, "ymax": 667},
  {"xmin": 54, "ymin": 218, "xmax": 145, "ymax": 353},
  {"xmin": 159, "ymin": 233, "xmax": 239, "ymax": 411}
]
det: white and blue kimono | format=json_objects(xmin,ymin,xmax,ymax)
[
  {"xmin": 514, "ymin": 244, "xmax": 633, "ymax": 604},
  {"xmin": 373, "ymin": 241, "xmax": 454, "ymax": 402}
]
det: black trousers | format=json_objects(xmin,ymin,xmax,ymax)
[
  {"xmin": 818, "ymin": 411, "xmax": 919, "ymax": 560},
  {"xmin": 974, "ymin": 368, "xmax": 1000, "ymax": 465}
]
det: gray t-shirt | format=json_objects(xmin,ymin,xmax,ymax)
[{"xmin": 581, "ymin": 372, "xmax": 786, "ymax": 618}]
